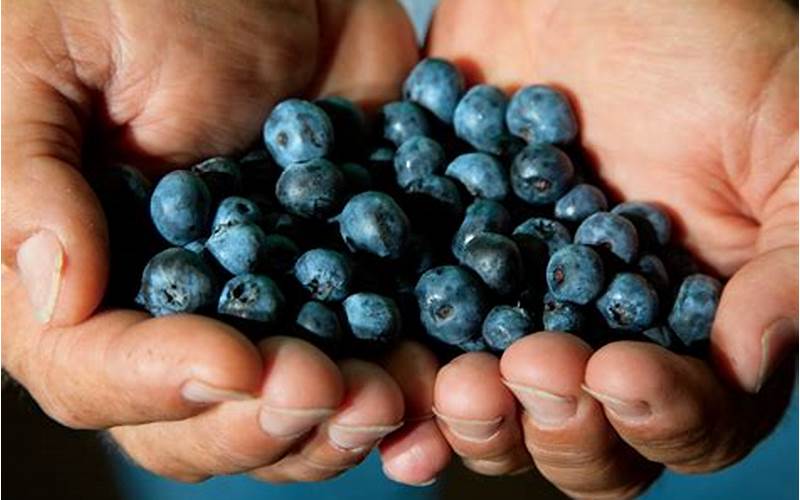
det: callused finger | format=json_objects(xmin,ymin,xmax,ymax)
[
  {"xmin": 250, "ymin": 359, "xmax": 404, "ymax": 482},
  {"xmin": 502, "ymin": 333, "xmax": 661, "ymax": 499},
  {"xmin": 433, "ymin": 352, "xmax": 530, "ymax": 475},
  {"xmin": 109, "ymin": 336, "xmax": 344, "ymax": 481}
]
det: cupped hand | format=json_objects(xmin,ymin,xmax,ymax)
[
  {"xmin": 2, "ymin": 0, "xmax": 450, "ymax": 485},
  {"xmin": 426, "ymin": 0, "xmax": 798, "ymax": 497}
]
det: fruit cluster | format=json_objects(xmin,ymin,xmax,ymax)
[{"xmin": 94, "ymin": 58, "xmax": 722, "ymax": 357}]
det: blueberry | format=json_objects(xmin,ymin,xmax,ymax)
[
  {"xmin": 453, "ymin": 84, "xmax": 510, "ymax": 154},
  {"xmin": 150, "ymin": 170, "xmax": 212, "ymax": 245},
  {"xmin": 136, "ymin": 248, "xmax": 217, "ymax": 316},
  {"xmin": 191, "ymin": 156, "xmax": 242, "ymax": 202},
  {"xmin": 513, "ymin": 217, "xmax": 571, "ymax": 256},
  {"xmin": 574, "ymin": 212, "xmax": 639, "ymax": 263},
  {"xmin": 206, "ymin": 223, "xmax": 268, "ymax": 275},
  {"xmin": 343, "ymin": 293, "xmax": 401, "ymax": 343},
  {"xmin": 506, "ymin": 85, "xmax": 577, "ymax": 145},
  {"xmin": 482, "ymin": 305, "xmax": 533, "ymax": 351},
  {"xmin": 642, "ymin": 325, "xmax": 679, "ymax": 350},
  {"xmin": 612, "ymin": 202, "xmax": 672, "ymax": 247},
  {"xmin": 458, "ymin": 336, "xmax": 490, "ymax": 352},
  {"xmin": 445, "ymin": 153, "xmax": 509, "ymax": 201},
  {"xmin": 211, "ymin": 196, "xmax": 263, "ymax": 231},
  {"xmin": 393, "ymin": 136, "xmax": 445, "ymax": 188},
  {"xmin": 637, "ymin": 254, "xmax": 670, "ymax": 290},
  {"xmin": 667, "ymin": 274, "xmax": 722, "ymax": 346},
  {"xmin": 262, "ymin": 234, "xmax": 300, "ymax": 275},
  {"xmin": 415, "ymin": 265, "xmax": 489, "ymax": 345},
  {"xmin": 263, "ymin": 99, "xmax": 333, "ymax": 168},
  {"xmin": 460, "ymin": 233, "xmax": 524, "ymax": 296},
  {"xmin": 218, "ymin": 273, "xmax": 285, "ymax": 322},
  {"xmin": 543, "ymin": 292, "xmax": 585, "ymax": 333},
  {"xmin": 296, "ymin": 301, "xmax": 342, "ymax": 344},
  {"xmin": 315, "ymin": 96, "xmax": 365, "ymax": 158},
  {"xmin": 339, "ymin": 162, "xmax": 373, "ymax": 193},
  {"xmin": 596, "ymin": 273, "xmax": 659, "ymax": 331},
  {"xmin": 510, "ymin": 143, "xmax": 575, "ymax": 205},
  {"xmin": 403, "ymin": 175, "xmax": 463, "ymax": 216},
  {"xmin": 293, "ymin": 248, "xmax": 353, "ymax": 302},
  {"xmin": 275, "ymin": 159, "xmax": 346, "ymax": 219},
  {"xmin": 452, "ymin": 199, "xmax": 512, "ymax": 261},
  {"xmin": 554, "ymin": 184, "xmax": 608, "ymax": 222},
  {"xmin": 337, "ymin": 191, "xmax": 410, "ymax": 259},
  {"xmin": 380, "ymin": 101, "xmax": 431, "ymax": 146},
  {"xmin": 403, "ymin": 58, "xmax": 465, "ymax": 124},
  {"xmin": 546, "ymin": 244, "xmax": 604, "ymax": 305}
]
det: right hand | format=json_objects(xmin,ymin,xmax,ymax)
[{"xmin": 2, "ymin": 0, "xmax": 450, "ymax": 485}]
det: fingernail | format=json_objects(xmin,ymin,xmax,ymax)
[
  {"xmin": 259, "ymin": 405, "xmax": 335, "ymax": 438},
  {"xmin": 16, "ymin": 231, "xmax": 64, "ymax": 324},
  {"xmin": 503, "ymin": 379, "xmax": 577, "ymax": 427},
  {"xmin": 382, "ymin": 463, "xmax": 437, "ymax": 487},
  {"xmin": 328, "ymin": 422, "xmax": 403, "ymax": 451},
  {"xmin": 181, "ymin": 380, "xmax": 253, "ymax": 404},
  {"xmin": 432, "ymin": 407, "xmax": 503, "ymax": 442},
  {"xmin": 581, "ymin": 385, "xmax": 650, "ymax": 421},
  {"xmin": 755, "ymin": 318, "xmax": 798, "ymax": 392}
]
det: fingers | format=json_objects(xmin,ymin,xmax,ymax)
[
  {"xmin": 379, "ymin": 341, "xmax": 452, "ymax": 486},
  {"xmin": 313, "ymin": 0, "xmax": 418, "ymax": 109},
  {"xmin": 502, "ymin": 333, "xmax": 660, "ymax": 499},
  {"xmin": 2, "ymin": 62, "xmax": 108, "ymax": 327},
  {"xmin": 584, "ymin": 341, "xmax": 794, "ymax": 475},
  {"xmin": 433, "ymin": 352, "xmax": 532, "ymax": 476},
  {"xmin": 12, "ymin": 311, "xmax": 263, "ymax": 429},
  {"xmin": 712, "ymin": 247, "xmax": 798, "ymax": 393},
  {"xmin": 250, "ymin": 359, "xmax": 404, "ymax": 482},
  {"xmin": 110, "ymin": 337, "xmax": 345, "ymax": 482}
]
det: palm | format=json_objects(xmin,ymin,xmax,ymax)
[
  {"xmin": 89, "ymin": 0, "xmax": 415, "ymax": 168},
  {"xmin": 429, "ymin": 0, "xmax": 797, "ymax": 275}
]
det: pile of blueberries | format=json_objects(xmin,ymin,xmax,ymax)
[{"xmin": 94, "ymin": 58, "xmax": 722, "ymax": 357}]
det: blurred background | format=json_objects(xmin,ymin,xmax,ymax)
[{"xmin": 3, "ymin": 1, "xmax": 797, "ymax": 499}]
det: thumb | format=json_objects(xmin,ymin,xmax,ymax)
[
  {"xmin": 2, "ymin": 52, "xmax": 108, "ymax": 327},
  {"xmin": 712, "ymin": 246, "xmax": 798, "ymax": 393}
]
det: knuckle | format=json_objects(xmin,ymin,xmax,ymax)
[{"xmin": 560, "ymin": 480, "xmax": 654, "ymax": 500}]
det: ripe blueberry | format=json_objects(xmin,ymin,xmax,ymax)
[
  {"xmin": 263, "ymin": 99, "xmax": 333, "ymax": 168},
  {"xmin": 596, "ymin": 273, "xmax": 659, "ymax": 331},
  {"xmin": 510, "ymin": 143, "xmax": 575, "ymax": 205},
  {"xmin": 275, "ymin": 159, "xmax": 346, "ymax": 219},
  {"xmin": 453, "ymin": 84, "xmax": 510, "ymax": 154},
  {"xmin": 337, "ymin": 191, "xmax": 411, "ymax": 259},
  {"xmin": 136, "ymin": 247, "xmax": 217, "ymax": 316},
  {"xmin": 546, "ymin": 244, "xmax": 604, "ymax": 305},
  {"xmin": 403, "ymin": 58, "xmax": 465, "ymax": 124},
  {"xmin": 445, "ymin": 152, "xmax": 509, "ymax": 201},
  {"xmin": 506, "ymin": 85, "xmax": 577, "ymax": 145},
  {"xmin": 574, "ymin": 212, "xmax": 639, "ymax": 264},
  {"xmin": 218, "ymin": 273, "xmax": 285, "ymax": 322},
  {"xmin": 150, "ymin": 170, "xmax": 212, "ymax": 245},
  {"xmin": 415, "ymin": 265, "xmax": 489, "ymax": 345},
  {"xmin": 293, "ymin": 248, "xmax": 353, "ymax": 302},
  {"xmin": 343, "ymin": 293, "xmax": 401, "ymax": 343},
  {"xmin": 482, "ymin": 305, "xmax": 533, "ymax": 351}
]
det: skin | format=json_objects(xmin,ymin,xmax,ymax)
[
  {"xmin": 2, "ymin": 0, "xmax": 450, "ymax": 486},
  {"xmin": 3, "ymin": 0, "xmax": 797, "ymax": 495},
  {"xmin": 427, "ymin": 0, "xmax": 798, "ymax": 497}
]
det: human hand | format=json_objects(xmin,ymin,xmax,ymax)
[
  {"xmin": 425, "ymin": 0, "xmax": 798, "ymax": 496},
  {"xmin": 2, "ymin": 0, "xmax": 451, "ymax": 484}
]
